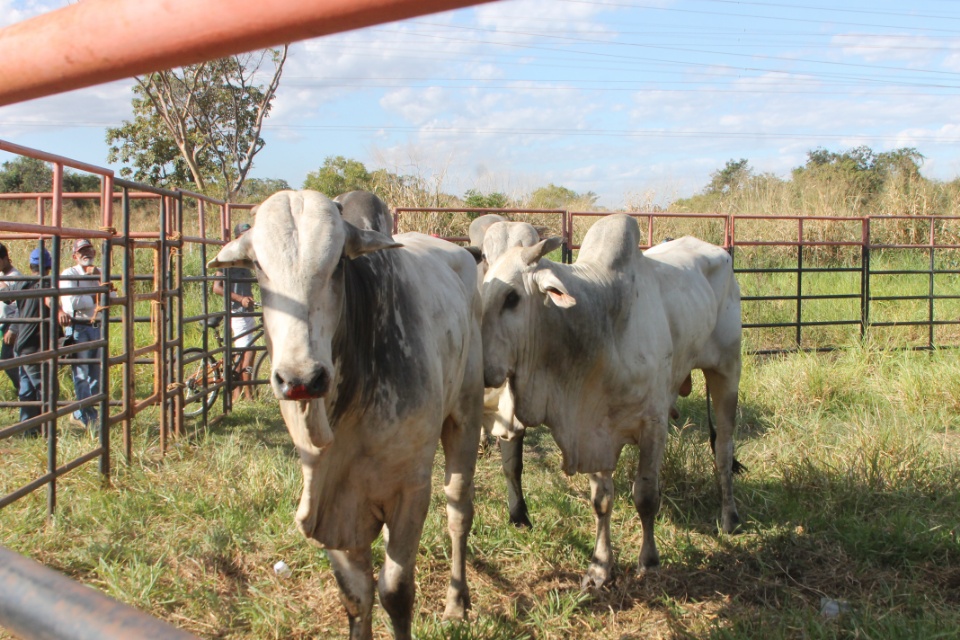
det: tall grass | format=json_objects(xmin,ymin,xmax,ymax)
[{"xmin": 2, "ymin": 345, "xmax": 959, "ymax": 639}]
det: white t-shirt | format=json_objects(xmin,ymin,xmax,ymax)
[
  {"xmin": 60, "ymin": 264, "xmax": 100, "ymax": 321},
  {"xmin": 0, "ymin": 267, "xmax": 22, "ymax": 334}
]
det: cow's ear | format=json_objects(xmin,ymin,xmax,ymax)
[
  {"xmin": 520, "ymin": 236, "xmax": 563, "ymax": 265},
  {"xmin": 464, "ymin": 246, "xmax": 483, "ymax": 264},
  {"xmin": 342, "ymin": 221, "xmax": 402, "ymax": 259},
  {"xmin": 208, "ymin": 233, "xmax": 255, "ymax": 270},
  {"xmin": 534, "ymin": 270, "xmax": 577, "ymax": 308}
]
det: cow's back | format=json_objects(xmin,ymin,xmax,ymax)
[{"xmin": 642, "ymin": 236, "xmax": 741, "ymax": 369}]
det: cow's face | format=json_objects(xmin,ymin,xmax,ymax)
[
  {"xmin": 208, "ymin": 190, "xmax": 400, "ymax": 451},
  {"xmin": 480, "ymin": 236, "xmax": 568, "ymax": 388}
]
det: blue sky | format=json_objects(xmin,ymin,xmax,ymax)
[{"xmin": 2, "ymin": 0, "xmax": 960, "ymax": 208}]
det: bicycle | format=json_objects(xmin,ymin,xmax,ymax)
[{"xmin": 183, "ymin": 313, "xmax": 271, "ymax": 417}]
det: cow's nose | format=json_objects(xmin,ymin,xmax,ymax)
[
  {"xmin": 305, "ymin": 368, "xmax": 330, "ymax": 397},
  {"xmin": 276, "ymin": 367, "xmax": 330, "ymax": 400}
]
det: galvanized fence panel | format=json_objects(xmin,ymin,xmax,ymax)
[
  {"xmin": 0, "ymin": 141, "xmax": 243, "ymax": 519},
  {"xmin": 399, "ymin": 207, "xmax": 960, "ymax": 354}
]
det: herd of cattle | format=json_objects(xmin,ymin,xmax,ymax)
[{"xmin": 209, "ymin": 189, "xmax": 745, "ymax": 640}]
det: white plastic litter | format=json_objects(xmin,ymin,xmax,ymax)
[
  {"xmin": 819, "ymin": 597, "xmax": 850, "ymax": 618},
  {"xmin": 273, "ymin": 560, "xmax": 291, "ymax": 578}
]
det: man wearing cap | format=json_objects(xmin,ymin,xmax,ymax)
[
  {"xmin": 213, "ymin": 223, "xmax": 256, "ymax": 402},
  {"xmin": 59, "ymin": 238, "xmax": 102, "ymax": 430},
  {"xmin": 0, "ymin": 242, "xmax": 23, "ymax": 394},
  {"xmin": 14, "ymin": 247, "xmax": 54, "ymax": 433}
]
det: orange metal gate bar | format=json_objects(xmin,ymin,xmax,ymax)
[{"xmin": 0, "ymin": 0, "xmax": 497, "ymax": 107}]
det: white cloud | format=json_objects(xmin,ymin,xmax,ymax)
[
  {"xmin": 0, "ymin": 0, "xmax": 67, "ymax": 28},
  {"xmin": 831, "ymin": 32, "xmax": 946, "ymax": 66}
]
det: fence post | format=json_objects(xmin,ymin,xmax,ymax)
[
  {"xmin": 795, "ymin": 218, "xmax": 803, "ymax": 350},
  {"xmin": 0, "ymin": 546, "xmax": 199, "ymax": 640},
  {"xmin": 861, "ymin": 217, "xmax": 870, "ymax": 342}
]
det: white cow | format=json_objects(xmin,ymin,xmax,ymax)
[
  {"xmin": 467, "ymin": 216, "xmax": 543, "ymax": 527},
  {"xmin": 209, "ymin": 190, "xmax": 483, "ymax": 640},
  {"xmin": 480, "ymin": 213, "xmax": 743, "ymax": 587},
  {"xmin": 467, "ymin": 213, "xmax": 507, "ymax": 249}
]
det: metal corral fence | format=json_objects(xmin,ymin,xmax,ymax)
[
  {"xmin": 4, "ymin": 169, "xmax": 959, "ymax": 521},
  {"xmin": 0, "ymin": 139, "xmax": 258, "ymax": 520},
  {"xmin": 399, "ymin": 207, "xmax": 960, "ymax": 354}
]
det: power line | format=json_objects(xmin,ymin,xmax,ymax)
[
  {"xmin": 403, "ymin": 21, "xmax": 960, "ymax": 79},
  {"xmin": 558, "ymin": 0, "xmax": 960, "ymax": 34},
  {"xmin": 698, "ymin": 0, "xmax": 960, "ymax": 23}
]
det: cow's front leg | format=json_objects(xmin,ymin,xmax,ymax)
[
  {"xmin": 380, "ymin": 492, "xmax": 430, "ymax": 640},
  {"xmin": 326, "ymin": 547, "xmax": 375, "ymax": 640},
  {"xmin": 441, "ymin": 413, "xmax": 480, "ymax": 620},
  {"xmin": 499, "ymin": 433, "xmax": 532, "ymax": 528},
  {"xmin": 582, "ymin": 470, "xmax": 615, "ymax": 589},
  {"xmin": 633, "ymin": 416, "xmax": 667, "ymax": 572}
]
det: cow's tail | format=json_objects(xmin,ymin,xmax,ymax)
[{"xmin": 706, "ymin": 387, "xmax": 746, "ymax": 475}]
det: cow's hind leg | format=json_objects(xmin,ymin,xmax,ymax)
[
  {"xmin": 326, "ymin": 547, "xmax": 375, "ymax": 640},
  {"xmin": 380, "ymin": 492, "xmax": 431, "ymax": 640},
  {"xmin": 633, "ymin": 415, "xmax": 667, "ymax": 572},
  {"xmin": 441, "ymin": 413, "xmax": 480, "ymax": 620},
  {"xmin": 499, "ymin": 433, "xmax": 532, "ymax": 528},
  {"xmin": 703, "ymin": 367, "xmax": 742, "ymax": 534},
  {"xmin": 582, "ymin": 470, "xmax": 615, "ymax": 589}
]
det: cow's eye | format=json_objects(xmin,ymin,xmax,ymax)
[{"xmin": 503, "ymin": 290, "xmax": 520, "ymax": 311}]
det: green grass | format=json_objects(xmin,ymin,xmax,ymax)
[{"xmin": 2, "ymin": 345, "xmax": 960, "ymax": 639}]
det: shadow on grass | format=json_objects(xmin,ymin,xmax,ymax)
[{"xmin": 185, "ymin": 399, "xmax": 292, "ymax": 451}]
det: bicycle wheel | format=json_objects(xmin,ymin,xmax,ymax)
[
  {"xmin": 252, "ymin": 349, "xmax": 272, "ymax": 400},
  {"xmin": 183, "ymin": 347, "xmax": 221, "ymax": 417}
]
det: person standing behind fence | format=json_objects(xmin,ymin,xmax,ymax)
[
  {"xmin": 0, "ymin": 243, "xmax": 22, "ymax": 395},
  {"xmin": 212, "ymin": 223, "xmax": 256, "ymax": 402},
  {"xmin": 58, "ymin": 238, "xmax": 101, "ymax": 431},
  {"xmin": 14, "ymin": 248, "xmax": 53, "ymax": 436}
]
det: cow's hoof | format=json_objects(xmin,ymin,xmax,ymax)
[
  {"xmin": 580, "ymin": 564, "xmax": 612, "ymax": 590},
  {"xmin": 721, "ymin": 511, "xmax": 742, "ymax": 534},
  {"xmin": 442, "ymin": 587, "xmax": 470, "ymax": 621},
  {"xmin": 509, "ymin": 512, "xmax": 533, "ymax": 529},
  {"xmin": 638, "ymin": 548, "xmax": 660, "ymax": 574}
]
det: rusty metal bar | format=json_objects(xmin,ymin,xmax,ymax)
[
  {"xmin": 0, "ymin": 140, "xmax": 113, "ymax": 176},
  {"xmin": 0, "ymin": 0, "xmax": 495, "ymax": 107},
  {"xmin": 121, "ymin": 188, "xmax": 135, "ymax": 463},
  {"xmin": 0, "ymin": 546, "xmax": 198, "ymax": 640}
]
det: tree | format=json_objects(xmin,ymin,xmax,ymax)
[
  {"xmin": 527, "ymin": 183, "xmax": 598, "ymax": 209},
  {"xmin": 63, "ymin": 172, "xmax": 103, "ymax": 193},
  {"xmin": 463, "ymin": 189, "xmax": 509, "ymax": 209},
  {"xmin": 791, "ymin": 146, "xmax": 925, "ymax": 212},
  {"xmin": 236, "ymin": 177, "xmax": 291, "ymax": 204},
  {"xmin": 106, "ymin": 46, "xmax": 288, "ymax": 201},
  {"xmin": 0, "ymin": 156, "xmax": 51, "ymax": 192},
  {"xmin": 706, "ymin": 159, "xmax": 752, "ymax": 195},
  {"xmin": 0, "ymin": 156, "xmax": 101, "ymax": 193},
  {"xmin": 302, "ymin": 156, "xmax": 373, "ymax": 197}
]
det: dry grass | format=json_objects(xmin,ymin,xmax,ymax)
[{"xmin": 2, "ymin": 346, "xmax": 960, "ymax": 639}]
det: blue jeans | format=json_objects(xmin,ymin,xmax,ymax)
[
  {"xmin": 66, "ymin": 323, "xmax": 101, "ymax": 425},
  {"xmin": 17, "ymin": 347, "xmax": 44, "ymax": 428},
  {"xmin": 0, "ymin": 337, "xmax": 20, "ymax": 395}
]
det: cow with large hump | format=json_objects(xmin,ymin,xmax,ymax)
[
  {"xmin": 480, "ymin": 213, "xmax": 743, "ymax": 587},
  {"xmin": 208, "ymin": 190, "xmax": 484, "ymax": 640}
]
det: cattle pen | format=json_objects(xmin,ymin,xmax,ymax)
[{"xmin": 2, "ymin": 140, "xmax": 960, "ymax": 639}]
